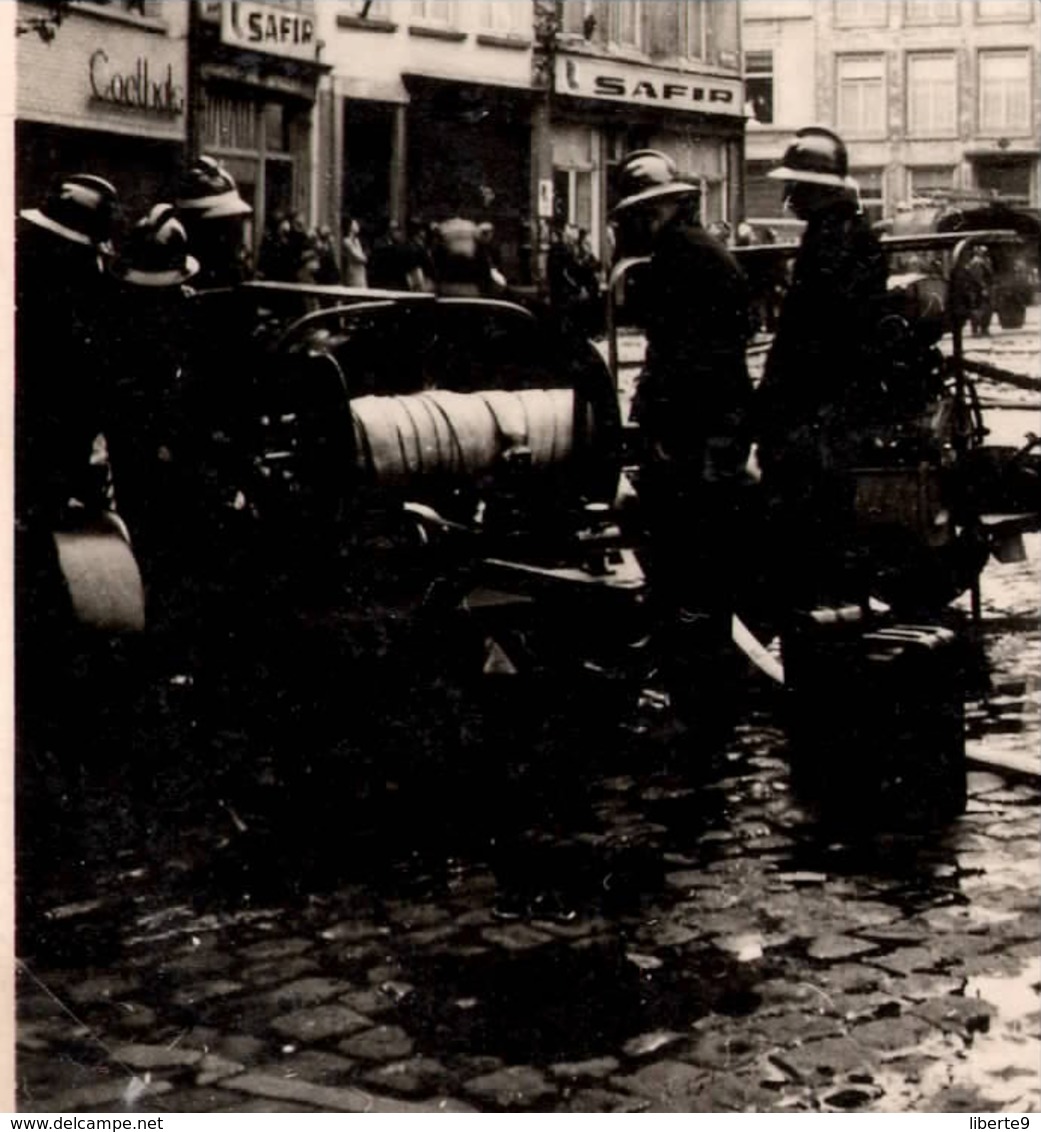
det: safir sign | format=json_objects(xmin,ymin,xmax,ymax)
[
  {"xmin": 555, "ymin": 56, "xmax": 743, "ymax": 117},
  {"xmin": 221, "ymin": 1, "xmax": 318, "ymax": 61}
]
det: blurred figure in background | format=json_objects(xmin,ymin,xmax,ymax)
[{"xmin": 342, "ymin": 217, "xmax": 368, "ymax": 288}]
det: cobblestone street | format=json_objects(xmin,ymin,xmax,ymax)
[
  {"xmin": 16, "ymin": 528, "xmax": 1041, "ymax": 1113},
  {"xmin": 16, "ymin": 316, "xmax": 1040, "ymax": 1114}
]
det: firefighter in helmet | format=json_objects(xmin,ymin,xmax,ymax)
[
  {"xmin": 16, "ymin": 173, "xmax": 120, "ymax": 521},
  {"xmin": 614, "ymin": 150, "xmax": 754, "ymax": 734},
  {"xmin": 756, "ymin": 127, "xmax": 888, "ymax": 609},
  {"xmin": 106, "ymin": 204, "xmax": 199, "ymax": 556},
  {"xmin": 174, "ymin": 155, "xmax": 253, "ymax": 289}
]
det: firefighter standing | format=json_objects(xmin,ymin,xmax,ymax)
[
  {"xmin": 16, "ymin": 173, "xmax": 120, "ymax": 522},
  {"xmin": 105, "ymin": 205, "xmax": 199, "ymax": 558},
  {"xmin": 615, "ymin": 150, "xmax": 754, "ymax": 732},
  {"xmin": 174, "ymin": 156, "xmax": 253, "ymax": 289},
  {"xmin": 756, "ymin": 127, "xmax": 889, "ymax": 608}
]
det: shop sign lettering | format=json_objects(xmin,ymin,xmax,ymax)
[
  {"xmin": 556, "ymin": 55, "xmax": 743, "ymax": 117},
  {"xmin": 221, "ymin": 1, "xmax": 318, "ymax": 60},
  {"xmin": 89, "ymin": 49, "xmax": 184, "ymax": 115}
]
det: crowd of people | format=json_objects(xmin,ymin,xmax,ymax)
[{"xmin": 252, "ymin": 208, "xmax": 512, "ymax": 297}]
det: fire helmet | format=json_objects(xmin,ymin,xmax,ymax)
[
  {"xmin": 19, "ymin": 173, "xmax": 119, "ymax": 249},
  {"xmin": 612, "ymin": 150, "xmax": 700, "ymax": 215},
  {"xmin": 111, "ymin": 203, "xmax": 199, "ymax": 288},
  {"xmin": 175, "ymin": 155, "xmax": 253, "ymax": 220},
  {"xmin": 768, "ymin": 127, "xmax": 854, "ymax": 189}
]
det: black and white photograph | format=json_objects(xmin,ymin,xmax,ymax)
[{"xmin": 9, "ymin": 0, "xmax": 1041, "ymax": 1115}]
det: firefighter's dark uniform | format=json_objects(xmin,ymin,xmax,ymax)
[
  {"xmin": 756, "ymin": 190, "xmax": 888, "ymax": 608},
  {"xmin": 631, "ymin": 205, "xmax": 754, "ymax": 722}
]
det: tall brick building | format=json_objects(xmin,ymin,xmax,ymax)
[{"xmin": 743, "ymin": 0, "xmax": 1039, "ymax": 226}]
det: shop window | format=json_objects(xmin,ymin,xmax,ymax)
[
  {"xmin": 834, "ymin": 0, "xmax": 888, "ymax": 27},
  {"xmin": 607, "ymin": 2, "xmax": 643, "ymax": 50},
  {"xmin": 264, "ymin": 103, "xmax": 289, "ymax": 153},
  {"xmin": 908, "ymin": 54, "xmax": 957, "ymax": 137},
  {"xmin": 553, "ymin": 168, "xmax": 595, "ymax": 236},
  {"xmin": 975, "ymin": 162, "xmax": 1032, "ymax": 200},
  {"xmin": 978, "ymin": 50, "xmax": 1031, "ymax": 133},
  {"xmin": 745, "ymin": 51, "xmax": 774, "ymax": 125},
  {"xmin": 411, "ymin": 0, "xmax": 454, "ymax": 24},
  {"xmin": 908, "ymin": 166, "xmax": 955, "ymax": 198},
  {"xmin": 852, "ymin": 168, "xmax": 885, "ymax": 225},
  {"xmin": 904, "ymin": 0, "xmax": 959, "ymax": 24},
  {"xmin": 975, "ymin": 0, "xmax": 1033, "ymax": 22},
  {"xmin": 837, "ymin": 55, "xmax": 886, "ymax": 136},
  {"xmin": 203, "ymin": 94, "xmax": 260, "ymax": 152}
]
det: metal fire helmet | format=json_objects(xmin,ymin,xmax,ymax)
[
  {"xmin": 19, "ymin": 173, "xmax": 119, "ymax": 250},
  {"xmin": 612, "ymin": 150, "xmax": 700, "ymax": 215},
  {"xmin": 111, "ymin": 203, "xmax": 199, "ymax": 288},
  {"xmin": 175, "ymin": 155, "xmax": 253, "ymax": 221},
  {"xmin": 768, "ymin": 127, "xmax": 855, "ymax": 189}
]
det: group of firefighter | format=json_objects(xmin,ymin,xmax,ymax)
[{"xmin": 17, "ymin": 126, "xmax": 901, "ymax": 718}]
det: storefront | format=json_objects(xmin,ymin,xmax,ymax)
[
  {"xmin": 16, "ymin": 2, "xmax": 189, "ymax": 219},
  {"xmin": 550, "ymin": 53, "xmax": 745, "ymax": 258},
  {"xmin": 403, "ymin": 74, "xmax": 535, "ymax": 284},
  {"xmin": 193, "ymin": 0, "xmax": 328, "ymax": 260}
]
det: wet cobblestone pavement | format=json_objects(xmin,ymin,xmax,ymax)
[
  {"xmin": 16, "ymin": 320, "xmax": 1040, "ymax": 1113},
  {"xmin": 16, "ymin": 540, "xmax": 1041, "ymax": 1114}
]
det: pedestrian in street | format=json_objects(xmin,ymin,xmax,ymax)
[
  {"xmin": 341, "ymin": 217, "xmax": 369, "ymax": 288},
  {"xmin": 476, "ymin": 221, "xmax": 508, "ymax": 294},
  {"xmin": 546, "ymin": 221, "xmax": 584, "ymax": 319},
  {"xmin": 433, "ymin": 217, "xmax": 484, "ymax": 297},
  {"xmin": 964, "ymin": 245, "xmax": 994, "ymax": 337},
  {"xmin": 173, "ymin": 155, "xmax": 253, "ymax": 290},
  {"xmin": 16, "ymin": 173, "xmax": 120, "ymax": 523},
  {"xmin": 616, "ymin": 149, "xmax": 755, "ymax": 737},
  {"xmin": 368, "ymin": 218, "xmax": 414, "ymax": 291},
  {"xmin": 756, "ymin": 126, "xmax": 889, "ymax": 609},
  {"xmin": 313, "ymin": 225, "xmax": 341, "ymax": 285}
]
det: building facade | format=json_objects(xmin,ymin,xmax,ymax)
[
  {"xmin": 743, "ymin": 0, "xmax": 1040, "ymax": 225},
  {"xmin": 318, "ymin": 0, "xmax": 538, "ymax": 282},
  {"xmin": 323, "ymin": 0, "xmax": 746, "ymax": 283},
  {"xmin": 547, "ymin": 0, "xmax": 745, "ymax": 258},
  {"xmin": 16, "ymin": 0, "xmax": 189, "ymax": 217},
  {"xmin": 192, "ymin": 0, "xmax": 329, "ymax": 257}
]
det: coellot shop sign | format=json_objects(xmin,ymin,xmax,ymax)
[
  {"xmin": 220, "ymin": 1, "xmax": 318, "ymax": 60},
  {"xmin": 89, "ymin": 49, "xmax": 185, "ymax": 115}
]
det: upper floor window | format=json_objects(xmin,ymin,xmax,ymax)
[
  {"xmin": 745, "ymin": 51, "xmax": 774, "ymax": 125},
  {"xmin": 837, "ymin": 55, "xmax": 886, "ymax": 136},
  {"xmin": 411, "ymin": 0, "xmax": 454, "ymax": 24},
  {"xmin": 975, "ymin": 0, "xmax": 1033, "ymax": 21},
  {"xmin": 607, "ymin": 1, "xmax": 643, "ymax": 50},
  {"xmin": 341, "ymin": 0, "xmax": 391, "ymax": 16},
  {"xmin": 477, "ymin": 1, "xmax": 530, "ymax": 36},
  {"xmin": 904, "ymin": 0, "xmax": 959, "ymax": 24},
  {"xmin": 978, "ymin": 49, "xmax": 1031, "ymax": 132},
  {"xmin": 680, "ymin": 0, "xmax": 706, "ymax": 61},
  {"xmin": 73, "ymin": 0, "xmax": 164, "ymax": 19},
  {"xmin": 908, "ymin": 53, "xmax": 957, "ymax": 136},
  {"xmin": 834, "ymin": 0, "xmax": 888, "ymax": 28},
  {"xmin": 559, "ymin": 0, "xmax": 593, "ymax": 37}
]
